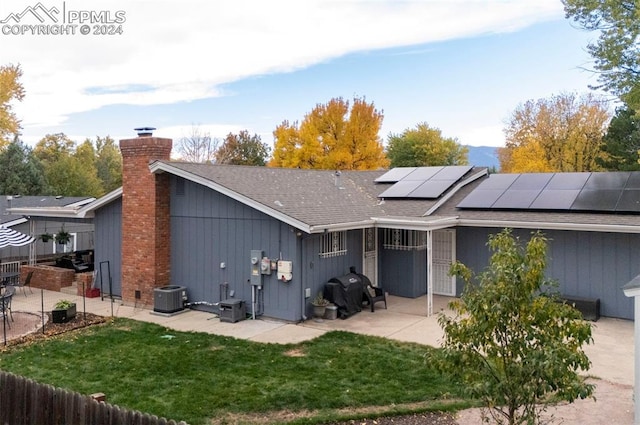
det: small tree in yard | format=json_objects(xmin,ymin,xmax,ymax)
[{"xmin": 437, "ymin": 229, "xmax": 594, "ymax": 424}]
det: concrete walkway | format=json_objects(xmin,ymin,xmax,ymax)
[{"xmin": 9, "ymin": 289, "xmax": 633, "ymax": 387}]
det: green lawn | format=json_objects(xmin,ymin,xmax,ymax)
[{"xmin": 0, "ymin": 318, "xmax": 471, "ymax": 425}]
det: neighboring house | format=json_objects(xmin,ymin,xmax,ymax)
[
  {"xmin": 1, "ymin": 195, "xmax": 95, "ymax": 262},
  {"xmin": 14, "ymin": 132, "xmax": 640, "ymax": 321}
]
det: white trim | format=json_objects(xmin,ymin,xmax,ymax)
[
  {"xmin": 77, "ymin": 188, "xmax": 122, "ymax": 217},
  {"xmin": 373, "ymin": 216, "xmax": 458, "ymax": 231},
  {"xmin": 458, "ymin": 218, "xmax": 640, "ymax": 234}
]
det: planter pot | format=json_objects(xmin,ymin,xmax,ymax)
[
  {"xmin": 52, "ymin": 304, "xmax": 76, "ymax": 323},
  {"xmin": 312, "ymin": 304, "xmax": 327, "ymax": 318}
]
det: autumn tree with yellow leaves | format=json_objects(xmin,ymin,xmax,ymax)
[
  {"xmin": 270, "ymin": 96, "xmax": 389, "ymax": 170},
  {"xmin": 499, "ymin": 93, "xmax": 611, "ymax": 173},
  {"xmin": 0, "ymin": 64, "xmax": 25, "ymax": 148}
]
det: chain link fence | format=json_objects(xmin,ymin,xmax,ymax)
[{"xmin": 1, "ymin": 280, "xmax": 117, "ymax": 346}]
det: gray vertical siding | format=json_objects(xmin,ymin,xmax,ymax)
[
  {"xmin": 300, "ymin": 230, "xmax": 363, "ymax": 319},
  {"xmin": 379, "ymin": 248, "xmax": 427, "ymax": 298},
  {"xmin": 455, "ymin": 226, "xmax": 636, "ymax": 320},
  {"xmin": 94, "ymin": 199, "xmax": 122, "ymax": 296},
  {"xmin": 170, "ymin": 178, "xmax": 302, "ymax": 322}
]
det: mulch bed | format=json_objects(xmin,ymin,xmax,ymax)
[{"xmin": 0, "ymin": 312, "xmax": 107, "ymax": 349}]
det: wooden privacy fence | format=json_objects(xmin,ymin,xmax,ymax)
[{"xmin": 0, "ymin": 371, "xmax": 188, "ymax": 425}]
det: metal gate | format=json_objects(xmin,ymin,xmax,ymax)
[
  {"xmin": 432, "ymin": 229, "xmax": 455, "ymax": 296},
  {"xmin": 363, "ymin": 228, "xmax": 378, "ymax": 286}
]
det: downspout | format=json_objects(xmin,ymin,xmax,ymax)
[
  {"xmin": 299, "ymin": 231, "xmax": 307, "ymax": 321},
  {"xmin": 426, "ymin": 230, "xmax": 433, "ymax": 317}
]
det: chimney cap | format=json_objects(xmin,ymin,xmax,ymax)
[{"xmin": 134, "ymin": 127, "xmax": 156, "ymax": 137}]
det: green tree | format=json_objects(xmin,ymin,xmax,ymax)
[
  {"xmin": 500, "ymin": 92, "xmax": 610, "ymax": 172},
  {"xmin": 563, "ymin": 1, "xmax": 640, "ymax": 110},
  {"xmin": 33, "ymin": 133, "xmax": 103, "ymax": 197},
  {"xmin": 597, "ymin": 106, "xmax": 640, "ymax": 170},
  {"xmin": 215, "ymin": 130, "xmax": 270, "ymax": 166},
  {"xmin": 386, "ymin": 122, "xmax": 468, "ymax": 167},
  {"xmin": 438, "ymin": 229, "xmax": 593, "ymax": 425},
  {"xmin": 0, "ymin": 64, "xmax": 25, "ymax": 148},
  {"xmin": 0, "ymin": 136, "xmax": 48, "ymax": 195},
  {"xmin": 94, "ymin": 136, "xmax": 122, "ymax": 193},
  {"xmin": 270, "ymin": 96, "xmax": 388, "ymax": 170}
]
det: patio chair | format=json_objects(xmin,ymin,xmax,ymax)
[
  {"xmin": 15, "ymin": 271, "xmax": 33, "ymax": 296},
  {"xmin": 362, "ymin": 282, "xmax": 387, "ymax": 312}
]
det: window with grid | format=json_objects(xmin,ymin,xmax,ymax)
[
  {"xmin": 382, "ymin": 229, "xmax": 427, "ymax": 250},
  {"xmin": 319, "ymin": 231, "xmax": 347, "ymax": 258}
]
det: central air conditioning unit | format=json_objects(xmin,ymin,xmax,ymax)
[{"xmin": 153, "ymin": 285, "xmax": 187, "ymax": 313}]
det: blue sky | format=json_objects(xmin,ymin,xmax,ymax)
[{"xmin": 2, "ymin": 0, "xmax": 604, "ymax": 150}]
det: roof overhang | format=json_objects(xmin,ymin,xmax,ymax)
[{"xmin": 7, "ymin": 197, "xmax": 96, "ymax": 219}]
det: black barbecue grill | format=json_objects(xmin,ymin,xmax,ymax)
[{"xmin": 324, "ymin": 271, "xmax": 367, "ymax": 319}]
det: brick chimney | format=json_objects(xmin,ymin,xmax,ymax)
[{"xmin": 119, "ymin": 128, "xmax": 172, "ymax": 306}]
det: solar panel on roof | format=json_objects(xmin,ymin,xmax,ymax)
[
  {"xmin": 458, "ymin": 171, "xmax": 640, "ymax": 213},
  {"xmin": 511, "ymin": 173, "xmax": 553, "ymax": 190},
  {"xmin": 584, "ymin": 172, "xmax": 630, "ymax": 190},
  {"xmin": 571, "ymin": 189, "xmax": 622, "ymax": 211},
  {"xmin": 493, "ymin": 189, "xmax": 542, "ymax": 209},
  {"xmin": 530, "ymin": 190, "xmax": 580, "ymax": 210},
  {"xmin": 403, "ymin": 167, "xmax": 442, "ymax": 181},
  {"xmin": 409, "ymin": 180, "xmax": 455, "ymax": 198},
  {"xmin": 456, "ymin": 189, "xmax": 505, "ymax": 208},
  {"xmin": 546, "ymin": 173, "xmax": 590, "ymax": 190},
  {"xmin": 374, "ymin": 167, "xmax": 416, "ymax": 183},
  {"xmin": 475, "ymin": 173, "xmax": 519, "ymax": 190},
  {"xmin": 377, "ymin": 166, "xmax": 473, "ymax": 199},
  {"xmin": 378, "ymin": 180, "xmax": 423, "ymax": 198},
  {"xmin": 616, "ymin": 189, "xmax": 640, "ymax": 212},
  {"xmin": 431, "ymin": 165, "xmax": 473, "ymax": 180},
  {"xmin": 625, "ymin": 173, "xmax": 640, "ymax": 189}
]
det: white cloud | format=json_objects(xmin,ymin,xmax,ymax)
[{"xmin": 3, "ymin": 0, "xmax": 563, "ymax": 129}]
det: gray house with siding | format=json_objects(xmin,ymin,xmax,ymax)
[{"xmin": 65, "ymin": 132, "xmax": 639, "ymax": 322}]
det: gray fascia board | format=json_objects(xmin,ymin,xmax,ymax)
[
  {"xmin": 150, "ymin": 162, "xmax": 312, "ymax": 234},
  {"xmin": 459, "ymin": 218, "xmax": 640, "ymax": 234}
]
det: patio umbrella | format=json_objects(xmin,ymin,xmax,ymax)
[{"xmin": 0, "ymin": 225, "xmax": 35, "ymax": 248}]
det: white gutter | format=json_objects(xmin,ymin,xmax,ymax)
[
  {"xmin": 7, "ymin": 206, "xmax": 85, "ymax": 218},
  {"xmin": 150, "ymin": 162, "xmax": 312, "ymax": 234},
  {"xmin": 459, "ymin": 218, "xmax": 640, "ymax": 234},
  {"xmin": 308, "ymin": 220, "xmax": 375, "ymax": 234},
  {"xmin": 374, "ymin": 216, "xmax": 458, "ymax": 231},
  {"xmin": 7, "ymin": 197, "xmax": 97, "ymax": 219}
]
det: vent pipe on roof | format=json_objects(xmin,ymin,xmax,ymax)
[
  {"xmin": 134, "ymin": 127, "xmax": 156, "ymax": 137},
  {"xmin": 334, "ymin": 170, "xmax": 343, "ymax": 189}
]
